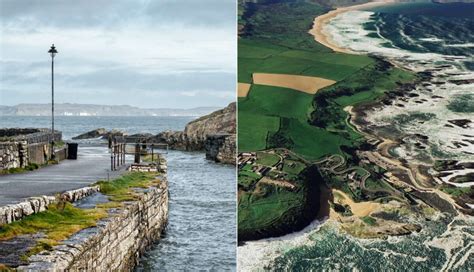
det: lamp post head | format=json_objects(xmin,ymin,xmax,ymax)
[{"xmin": 48, "ymin": 44, "xmax": 58, "ymax": 58}]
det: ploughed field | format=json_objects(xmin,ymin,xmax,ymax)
[{"xmin": 237, "ymin": 0, "xmax": 421, "ymax": 242}]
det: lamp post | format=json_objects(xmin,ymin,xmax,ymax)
[{"xmin": 48, "ymin": 44, "xmax": 58, "ymax": 160}]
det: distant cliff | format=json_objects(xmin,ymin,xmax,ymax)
[{"xmin": 0, "ymin": 103, "xmax": 219, "ymax": 117}]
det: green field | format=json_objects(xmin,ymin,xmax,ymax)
[
  {"xmin": 239, "ymin": 39, "xmax": 373, "ymax": 83},
  {"xmin": 238, "ymin": 110, "xmax": 280, "ymax": 151},
  {"xmin": 238, "ymin": 186, "xmax": 304, "ymax": 234},
  {"xmin": 256, "ymin": 151, "xmax": 280, "ymax": 167},
  {"xmin": 239, "ymin": 84, "xmax": 313, "ymax": 121}
]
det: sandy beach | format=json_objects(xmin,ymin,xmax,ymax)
[{"xmin": 309, "ymin": 0, "xmax": 395, "ymax": 53}]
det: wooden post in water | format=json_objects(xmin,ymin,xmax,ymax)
[
  {"xmin": 123, "ymin": 143, "xmax": 126, "ymax": 164},
  {"xmin": 151, "ymin": 144, "xmax": 154, "ymax": 163},
  {"xmin": 113, "ymin": 143, "xmax": 116, "ymax": 171},
  {"xmin": 134, "ymin": 144, "xmax": 140, "ymax": 164},
  {"xmin": 110, "ymin": 144, "xmax": 114, "ymax": 171}
]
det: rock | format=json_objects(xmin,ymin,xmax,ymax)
[
  {"xmin": 153, "ymin": 130, "xmax": 188, "ymax": 150},
  {"xmin": 205, "ymin": 134, "xmax": 236, "ymax": 164},
  {"xmin": 448, "ymin": 119, "xmax": 472, "ymax": 129},
  {"xmin": 72, "ymin": 128, "xmax": 107, "ymax": 139},
  {"xmin": 72, "ymin": 128, "xmax": 127, "ymax": 140},
  {"xmin": 152, "ymin": 102, "xmax": 236, "ymax": 156},
  {"xmin": 125, "ymin": 133, "xmax": 154, "ymax": 142},
  {"xmin": 183, "ymin": 102, "xmax": 236, "ymax": 148}
]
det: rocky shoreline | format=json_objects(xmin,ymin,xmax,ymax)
[{"xmin": 348, "ymin": 63, "xmax": 473, "ymax": 215}]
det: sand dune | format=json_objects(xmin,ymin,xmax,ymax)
[
  {"xmin": 333, "ymin": 189, "xmax": 381, "ymax": 217},
  {"xmin": 253, "ymin": 73, "xmax": 336, "ymax": 94}
]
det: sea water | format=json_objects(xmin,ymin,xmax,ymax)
[
  {"xmin": 0, "ymin": 116, "xmax": 236, "ymax": 271},
  {"xmin": 240, "ymin": 3, "xmax": 474, "ymax": 271}
]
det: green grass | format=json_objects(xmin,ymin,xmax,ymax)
[
  {"xmin": 55, "ymin": 140, "xmax": 65, "ymax": 148},
  {"xmin": 238, "ymin": 39, "xmax": 372, "ymax": 83},
  {"xmin": 282, "ymin": 160, "xmax": 306, "ymax": 175},
  {"xmin": 256, "ymin": 152, "xmax": 280, "ymax": 167},
  {"xmin": 279, "ymin": 118, "xmax": 351, "ymax": 160},
  {"xmin": 238, "ymin": 185, "xmax": 305, "ymax": 232},
  {"xmin": 365, "ymin": 178, "xmax": 393, "ymax": 192},
  {"xmin": 1, "ymin": 163, "xmax": 40, "ymax": 175},
  {"xmin": 239, "ymin": 170, "xmax": 261, "ymax": 180},
  {"xmin": 97, "ymin": 172, "xmax": 159, "ymax": 202},
  {"xmin": 238, "ymin": 170, "xmax": 261, "ymax": 189},
  {"xmin": 239, "ymin": 85, "xmax": 313, "ymax": 122},
  {"xmin": 238, "ymin": 110, "xmax": 280, "ymax": 152},
  {"xmin": 0, "ymin": 202, "xmax": 107, "ymax": 258},
  {"xmin": 441, "ymin": 186, "xmax": 471, "ymax": 197},
  {"xmin": 361, "ymin": 216, "xmax": 378, "ymax": 226},
  {"xmin": 240, "ymin": 1, "xmax": 330, "ymax": 51},
  {"xmin": 238, "ymin": 83, "xmax": 353, "ymax": 159}
]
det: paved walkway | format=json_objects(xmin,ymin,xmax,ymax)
[{"xmin": 0, "ymin": 145, "xmax": 129, "ymax": 206}]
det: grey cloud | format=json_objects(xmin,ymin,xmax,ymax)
[
  {"xmin": 1, "ymin": 0, "xmax": 235, "ymax": 29},
  {"xmin": 0, "ymin": 0, "xmax": 235, "ymax": 108}
]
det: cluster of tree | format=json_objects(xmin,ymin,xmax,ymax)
[
  {"xmin": 267, "ymin": 131, "xmax": 294, "ymax": 149},
  {"xmin": 310, "ymin": 59, "xmax": 394, "ymax": 128}
]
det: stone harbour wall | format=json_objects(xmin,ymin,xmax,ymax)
[
  {"xmin": 0, "ymin": 142, "xmax": 22, "ymax": 170},
  {"xmin": 0, "ymin": 128, "xmax": 64, "ymax": 170},
  {"xmin": 17, "ymin": 177, "xmax": 169, "ymax": 271}
]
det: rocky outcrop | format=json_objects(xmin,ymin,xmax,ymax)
[
  {"xmin": 153, "ymin": 103, "xmax": 236, "ymax": 162},
  {"xmin": 72, "ymin": 128, "xmax": 127, "ymax": 140},
  {"xmin": 205, "ymin": 134, "xmax": 236, "ymax": 164},
  {"xmin": 182, "ymin": 102, "xmax": 236, "ymax": 149},
  {"xmin": 153, "ymin": 130, "xmax": 188, "ymax": 150}
]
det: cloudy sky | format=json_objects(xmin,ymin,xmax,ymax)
[{"xmin": 0, "ymin": 0, "xmax": 236, "ymax": 109}]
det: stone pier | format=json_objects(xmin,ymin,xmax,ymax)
[{"xmin": 14, "ymin": 164, "xmax": 169, "ymax": 271}]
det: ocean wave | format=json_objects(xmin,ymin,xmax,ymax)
[
  {"xmin": 237, "ymin": 218, "xmax": 326, "ymax": 272},
  {"xmin": 324, "ymin": 10, "xmax": 474, "ymax": 163}
]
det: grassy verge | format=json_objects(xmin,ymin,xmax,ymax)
[
  {"xmin": 97, "ymin": 172, "xmax": 159, "ymax": 202},
  {"xmin": 0, "ymin": 202, "xmax": 107, "ymax": 260},
  {"xmin": 54, "ymin": 140, "xmax": 65, "ymax": 148},
  {"xmin": 1, "ymin": 163, "xmax": 40, "ymax": 175}
]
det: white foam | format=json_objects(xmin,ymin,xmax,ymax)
[
  {"xmin": 237, "ymin": 218, "xmax": 326, "ymax": 272},
  {"xmin": 324, "ymin": 10, "xmax": 474, "ymax": 163}
]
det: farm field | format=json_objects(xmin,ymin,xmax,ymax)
[
  {"xmin": 237, "ymin": 110, "xmax": 279, "ymax": 152},
  {"xmin": 252, "ymin": 73, "xmax": 336, "ymax": 94},
  {"xmin": 238, "ymin": 186, "xmax": 305, "ymax": 240},
  {"xmin": 238, "ymin": 83, "xmax": 252, "ymax": 97}
]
